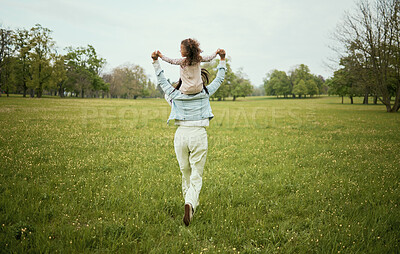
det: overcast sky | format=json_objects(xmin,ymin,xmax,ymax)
[{"xmin": 1, "ymin": 0, "xmax": 357, "ymax": 86}]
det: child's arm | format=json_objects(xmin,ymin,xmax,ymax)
[
  {"xmin": 158, "ymin": 51, "xmax": 184, "ymax": 65},
  {"xmin": 201, "ymin": 50, "xmax": 218, "ymax": 62}
]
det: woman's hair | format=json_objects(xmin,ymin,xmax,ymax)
[
  {"xmin": 174, "ymin": 68, "xmax": 210, "ymax": 94},
  {"xmin": 181, "ymin": 38, "xmax": 202, "ymax": 66}
]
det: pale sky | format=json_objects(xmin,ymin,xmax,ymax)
[{"xmin": 1, "ymin": 0, "xmax": 356, "ymax": 87}]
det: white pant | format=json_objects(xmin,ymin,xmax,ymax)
[{"xmin": 174, "ymin": 126, "xmax": 208, "ymax": 212}]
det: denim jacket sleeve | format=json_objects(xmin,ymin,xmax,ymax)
[
  {"xmin": 152, "ymin": 60, "xmax": 180, "ymax": 99},
  {"xmin": 206, "ymin": 60, "xmax": 226, "ymax": 96}
]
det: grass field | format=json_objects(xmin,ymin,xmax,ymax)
[{"xmin": 0, "ymin": 95, "xmax": 399, "ymax": 253}]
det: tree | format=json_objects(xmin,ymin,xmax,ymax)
[
  {"xmin": 65, "ymin": 45, "xmax": 106, "ymax": 98},
  {"xmin": 306, "ymin": 79, "xmax": 319, "ymax": 97},
  {"xmin": 327, "ymin": 70, "xmax": 349, "ymax": 104},
  {"xmin": 50, "ymin": 54, "xmax": 67, "ymax": 97},
  {"xmin": 28, "ymin": 24, "xmax": 55, "ymax": 98},
  {"xmin": 292, "ymin": 79, "xmax": 307, "ymax": 98},
  {"xmin": 290, "ymin": 64, "xmax": 314, "ymax": 97},
  {"xmin": 264, "ymin": 69, "xmax": 291, "ymax": 98},
  {"xmin": 335, "ymin": 0, "xmax": 400, "ymax": 112},
  {"xmin": 314, "ymin": 75, "xmax": 327, "ymax": 95},
  {"xmin": 13, "ymin": 28, "xmax": 32, "ymax": 97},
  {"xmin": 109, "ymin": 63, "xmax": 151, "ymax": 99},
  {"xmin": 0, "ymin": 27, "xmax": 14, "ymax": 97},
  {"xmin": 231, "ymin": 69, "xmax": 253, "ymax": 101}
]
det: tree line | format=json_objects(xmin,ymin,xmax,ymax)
[
  {"xmin": 328, "ymin": 0, "xmax": 400, "ymax": 112},
  {"xmin": 0, "ymin": 24, "xmax": 159, "ymax": 99},
  {"xmin": 263, "ymin": 64, "xmax": 328, "ymax": 98},
  {"xmin": 0, "ymin": 24, "xmax": 256, "ymax": 100}
]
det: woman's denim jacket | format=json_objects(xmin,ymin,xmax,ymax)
[{"xmin": 152, "ymin": 60, "xmax": 226, "ymax": 124}]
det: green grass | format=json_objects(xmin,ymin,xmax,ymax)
[{"xmin": 0, "ymin": 95, "xmax": 399, "ymax": 253}]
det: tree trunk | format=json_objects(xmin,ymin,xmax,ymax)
[
  {"xmin": 58, "ymin": 84, "xmax": 64, "ymax": 98},
  {"xmin": 233, "ymin": 96, "xmax": 236, "ymax": 101},
  {"xmin": 363, "ymin": 93, "xmax": 369, "ymax": 104},
  {"xmin": 37, "ymin": 64, "xmax": 42, "ymax": 98},
  {"xmin": 218, "ymin": 97, "xmax": 221, "ymax": 101},
  {"xmin": 374, "ymin": 96, "xmax": 378, "ymax": 104},
  {"xmin": 391, "ymin": 86, "xmax": 400, "ymax": 112},
  {"xmin": 341, "ymin": 96, "xmax": 344, "ymax": 104},
  {"xmin": 30, "ymin": 88, "xmax": 35, "ymax": 98},
  {"xmin": 23, "ymin": 82, "xmax": 28, "ymax": 97},
  {"xmin": 36, "ymin": 88, "xmax": 42, "ymax": 98},
  {"xmin": 350, "ymin": 96, "xmax": 353, "ymax": 104}
]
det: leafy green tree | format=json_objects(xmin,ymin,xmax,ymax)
[
  {"xmin": 290, "ymin": 64, "xmax": 314, "ymax": 97},
  {"xmin": 12, "ymin": 28, "xmax": 32, "ymax": 97},
  {"xmin": 327, "ymin": 67, "xmax": 360, "ymax": 104},
  {"xmin": 50, "ymin": 54, "xmax": 67, "ymax": 97},
  {"xmin": 65, "ymin": 45, "xmax": 106, "ymax": 98},
  {"xmin": 231, "ymin": 69, "xmax": 253, "ymax": 101},
  {"xmin": 28, "ymin": 24, "xmax": 55, "ymax": 98},
  {"xmin": 313, "ymin": 75, "xmax": 327, "ymax": 95},
  {"xmin": 306, "ymin": 79, "xmax": 319, "ymax": 97},
  {"xmin": 1, "ymin": 57, "xmax": 17, "ymax": 96},
  {"xmin": 292, "ymin": 79, "xmax": 307, "ymax": 98},
  {"xmin": 264, "ymin": 69, "xmax": 291, "ymax": 98},
  {"xmin": 0, "ymin": 27, "xmax": 14, "ymax": 97}
]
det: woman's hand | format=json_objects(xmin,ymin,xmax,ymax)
[
  {"xmin": 157, "ymin": 50, "xmax": 163, "ymax": 58},
  {"xmin": 151, "ymin": 51, "xmax": 158, "ymax": 60}
]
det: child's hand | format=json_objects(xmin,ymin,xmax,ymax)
[
  {"xmin": 218, "ymin": 49, "xmax": 226, "ymax": 60},
  {"xmin": 151, "ymin": 51, "xmax": 158, "ymax": 60}
]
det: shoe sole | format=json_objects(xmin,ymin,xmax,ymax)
[{"xmin": 183, "ymin": 204, "xmax": 191, "ymax": 226}]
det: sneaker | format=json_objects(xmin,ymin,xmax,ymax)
[{"xmin": 183, "ymin": 203, "xmax": 193, "ymax": 226}]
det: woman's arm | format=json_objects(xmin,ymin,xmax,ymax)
[
  {"xmin": 151, "ymin": 51, "xmax": 183, "ymax": 99},
  {"xmin": 152, "ymin": 60, "xmax": 181, "ymax": 98},
  {"xmin": 206, "ymin": 60, "xmax": 226, "ymax": 96}
]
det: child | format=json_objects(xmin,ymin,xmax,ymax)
[{"xmin": 157, "ymin": 38, "xmax": 220, "ymax": 95}]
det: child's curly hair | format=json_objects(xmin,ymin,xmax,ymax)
[{"xmin": 181, "ymin": 38, "xmax": 202, "ymax": 66}]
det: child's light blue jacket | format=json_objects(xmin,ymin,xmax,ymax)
[{"xmin": 152, "ymin": 60, "xmax": 226, "ymax": 124}]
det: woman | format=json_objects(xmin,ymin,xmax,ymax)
[{"xmin": 151, "ymin": 49, "xmax": 226, "ymax": 226}]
